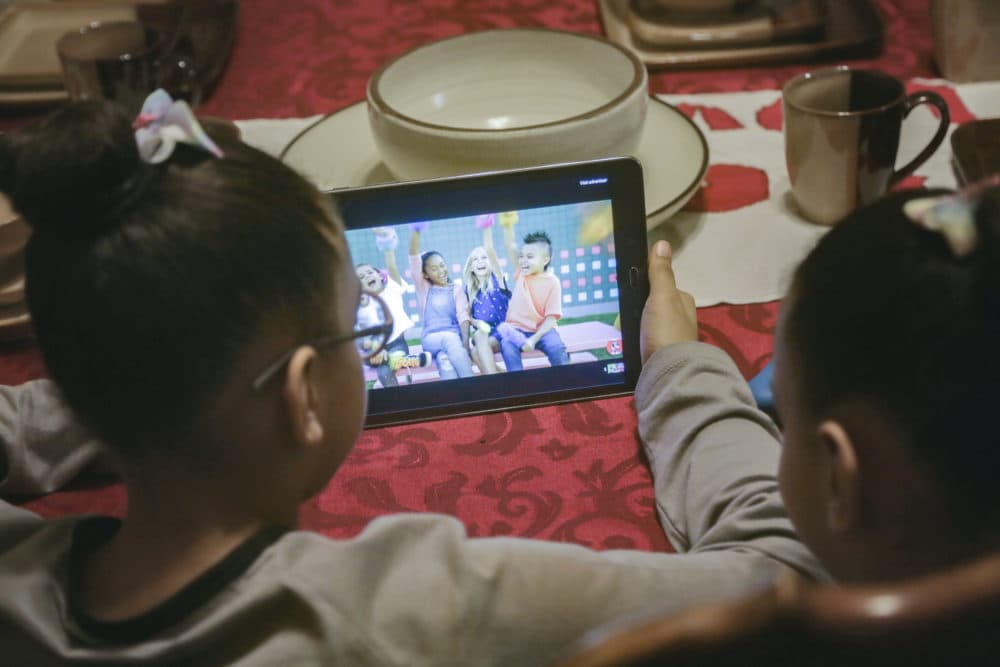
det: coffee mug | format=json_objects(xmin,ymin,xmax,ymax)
[
  {"xmin": 783, "ymin": 67, "xmax": 950, "ymax": 225},
  {"xmin": 57, "ymin": 21, "xmax": 200, "ymax": 117}
]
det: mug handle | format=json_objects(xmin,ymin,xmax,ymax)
[{"xmin": 891, "ymin": 90, "xmax": 950, "ymax": 185}]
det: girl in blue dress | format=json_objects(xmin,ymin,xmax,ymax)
[{"xmin": 463, "ymin": 214, "xmax": 514, "ymax": 374}]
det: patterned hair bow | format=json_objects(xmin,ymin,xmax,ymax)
[
  {"xmin": 133, "ymin": 89, "xmax": 223, "ymax": 164},
  {"xmin": 903, "ymin": 174, "xmax": 1000, "ymax": 258}
]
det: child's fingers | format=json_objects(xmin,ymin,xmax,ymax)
[
  {"xmin": 647, "ymin": 240, "xmax": 679, "ymax": 294},
  {"xmin": 640, "ymin": 240, "xmax": 698, "ymax": 362}
]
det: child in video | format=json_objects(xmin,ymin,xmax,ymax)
[
  {"xmin": 463, "ymin": 213, "xmax": 513, "ymax": 374},
  {"xmin": 355, "ymin": 227, "xmax": 429, "ymax": 387},
  {"xmin": 408, "ymin": 224, "xmax": 476, "ymax": 379},
  {"xmin": 498, "ymin": 227, "xmax": 570, "ymax": 372}
]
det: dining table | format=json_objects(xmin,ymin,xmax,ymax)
[{"xmin": 4, "ymin": 0, "xmax": 996, "ymax": 556}]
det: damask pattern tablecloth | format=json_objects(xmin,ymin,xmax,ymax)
[{"xmin": 8, "ymin": 0, "xmax": 993, "ymax": 553}]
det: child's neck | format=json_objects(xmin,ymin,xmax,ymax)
[{"xmin": 79, "ymin": 464, "xmax": 295, "ymax": 621}]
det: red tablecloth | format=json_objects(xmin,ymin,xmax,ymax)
[{"xmin": 9, "ymin": 0, "xmax": 936, "ymax": 552}]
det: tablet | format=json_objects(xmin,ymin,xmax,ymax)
[{"xmin": 330, "ymin": 157, "xmax": 649, "ymax": 427}]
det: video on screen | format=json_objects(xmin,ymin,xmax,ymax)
[{"xmin": 344, "ymin": 200, "xmax": 625, "ymax": 390}]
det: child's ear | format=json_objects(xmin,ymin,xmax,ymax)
[
  {"xmin": 282, "ymin": 346, "xmax": 325, "ymax": 447},
  {"xmin": 816, "ymin": 419, "xmax": 860, "ymax": 536}
]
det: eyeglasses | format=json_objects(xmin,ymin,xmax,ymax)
[{"xmin": 251, "ymin": 291, "xmax": 393, "ymax": 391}]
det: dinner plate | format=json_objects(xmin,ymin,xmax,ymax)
[
  {"xmin": 0, "ymin": 195, "xmax": 29, "ymax": 340},
  {"xmin": 600, "ymin": 0, "xmax": 882, "ymax": 69},
  {"xmin": 0, "ymin": 299, "xmax": 31, "ymax": 343},
  {"xmin": 627, "ymin": 0, "xmax": 826, "ymax": 48},
  {"xmin": 280, "ymin": 97, "xmax": 708, "ymax": 230},
  {"xmin": 0, "ymin": 87, "xmax": 68, "ymax": 107},
  {"xmin": 0, "ymin": 273, "xmax": 24, "ymax": 308}
]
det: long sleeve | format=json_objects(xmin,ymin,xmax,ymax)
[
  {"xmin": 0, "ymin": 379, "xmax": 106, "ymax": 497},
  {"xmin": 0, "ymin": 379, "xmax": 107, "ymax": 551},
  {"xmin": 289, "ymin": 342, "xmax": 827, "ymax": 666},
  {"xmin": 0, "ymin": 345, "xmax": 827, "ymax": 665},
  {"xmin": 635, "ymin": 341, "xmax": 824, "ymax": 575}
]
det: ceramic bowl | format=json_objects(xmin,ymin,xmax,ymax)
[{"xmin": 366, "ymin": 29, "xmax": 648, "ymax": 181}]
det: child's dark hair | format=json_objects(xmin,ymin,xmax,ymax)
[
  {"xmin": 0, "ymin": 100, "xmax": 347, "ymax": 461},
  {"xmin": 785, "ymin": 187, "xmax": 1000, "ymax": 520},
  {"xmin": 420, "ymin": 250, "xmax": 444, "ymax": 276},
  {"xmin": 523, "ymin": 231, "xmax": 552, "ymax": 269}
]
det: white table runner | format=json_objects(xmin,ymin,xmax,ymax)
[{"xmin": 236, "ymin": 79, "xmax": 999, "ymax": 307}]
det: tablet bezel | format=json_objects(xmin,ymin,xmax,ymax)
[{"xmin": 328, "ymin": 157, "xmax": 649, "ymax": 427}]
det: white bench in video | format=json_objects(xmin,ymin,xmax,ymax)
[{"xmin": 365, "ymin": 320, "xmax": 621, "ymax": 386}]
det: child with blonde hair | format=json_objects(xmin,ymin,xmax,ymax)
[{"xmin": 463, "ymin": 213, "xmax": 513, "ymax": 374}]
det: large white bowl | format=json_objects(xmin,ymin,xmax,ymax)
[{"xmin": 366, "ymin": 29, "xmax": 649, "ymax": 181}]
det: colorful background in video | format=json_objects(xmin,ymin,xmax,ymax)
[{"xmin": 346, "ymin": 200, "xmax": 618, "ymax": 324}]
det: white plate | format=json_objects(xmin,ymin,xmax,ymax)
[
  {"xmin": 0, "ymin": 86, "xmax": 67, "ymax": 107},
  {"xmin": 280, "ymin": 96, "xmax": 708, "ymax": 230},
  {"xmin": 0, "ymin": 299, "xmax": 31, "ymax": 342}
]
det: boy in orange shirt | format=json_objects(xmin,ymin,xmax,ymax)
[{"xmin": 498, "ymin": 231, "xmax": 570, "ymax": 371}]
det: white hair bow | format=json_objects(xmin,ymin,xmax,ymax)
[
  {"xmin": 133, "ymin": 89, "xmax": 223, "ymax": 164},
  {"xmin": 903, "ymin": 174, "xmax": 1000, "ymax": 258}
]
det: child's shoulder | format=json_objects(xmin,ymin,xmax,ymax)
[{"xmin": 536, "ymin": 270, "xmax": 560, "ymax": 285}]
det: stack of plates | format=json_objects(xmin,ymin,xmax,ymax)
[
  {"xmin": 626, "ymin": 0, "xmax": 828, "ymax": 49},
  {"xmin": 598, "ymin": 0, "xmax": 883, "ymax": 69},
  {"xmin": 0, "ymin": 194, "xmax": 31, "ymax": 341}
]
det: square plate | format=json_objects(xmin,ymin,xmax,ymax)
[
  {"xmin": 599, "ymin": 0, "xmax": 882, "ymax": 69},
  {"xmin": 626, "ymin": 0, "xmax": 827, "ymax": 49}
]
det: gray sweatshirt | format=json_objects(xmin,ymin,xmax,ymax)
[{"xmin": 0, "ymin": 342, "xmax": 825, "ymax": 666}]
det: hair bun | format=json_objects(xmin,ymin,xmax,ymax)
[{"xmin": 3, "ymin": 100, "xmax": 145, "ymax": 241}]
